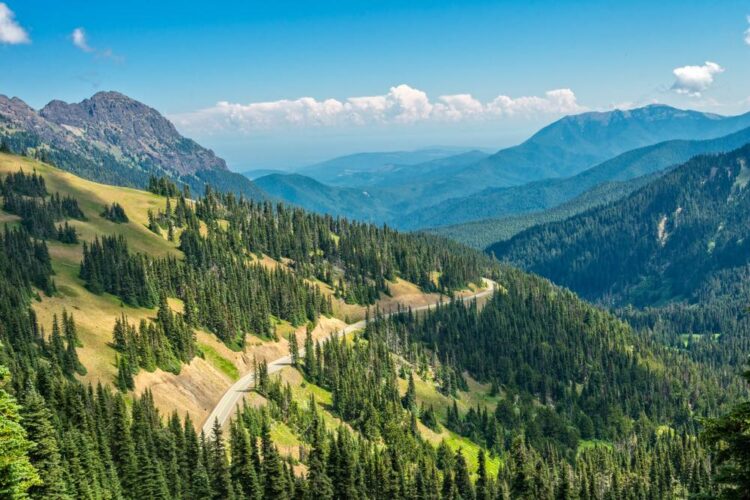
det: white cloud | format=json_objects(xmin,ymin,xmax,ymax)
[
  {"xmin": 71, "ymin": 27, "xmax": 92, "ymax": 52},
  {"xmin": 671, "ymin": 61, "xmax": 724, "ymax": 97},
  {"xmin": 745, "ymin": 16, "xmax": 750, "ymax": 45},
  {"xmin": 171, "ymin": 84, "xmax": 586, "ymax": 134},
  {"xmin": 0, "ymin": 3, "xmax": 29, "ymax": 44},
  {"xmin": 70, "ymin": 27, "xmax": 121, "ymax": 61}
]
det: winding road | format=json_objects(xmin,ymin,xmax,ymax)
[{"xmin": 201, "ymin": 278, "xmax": 497, "ymax": 436}]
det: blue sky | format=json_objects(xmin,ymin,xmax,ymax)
[{"xmin": 2, "ymin": 0, "xmax": 750, "ymax": 169}]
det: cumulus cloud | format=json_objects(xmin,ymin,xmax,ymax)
[
  {"xmin": 171, "ymin": 84, "xmax": 585, "ymax": 134},
  {"xmin": 71, "ymin": 27, "xmax": 92, "ymax": 52},
  {"xmin": 671, "ymin": 61, "xmax": 724, "ymax": 97},
  {"xmin": 0, "ymin": 3, "xmax": 29, "ymax": 44}
]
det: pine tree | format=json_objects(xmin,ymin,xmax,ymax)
[
  {"xmin": 49, "ymin": 315, "xmax": 66, "ymax": 371},
  {"xmin": 110, "ymin": 395, "xmax": 137, "ymax": 492},
  {"xmin": 303, "ymin": 325, "xmax": 316, "ymax": 380},
  {"xmin": 476, "ymin": 449, "xmax": 490, "ymax": 500},
  {"xmin": 454, "ymin": 449, "xmax": 474, "ymax": 500},
  {"xmin": 306, "ymin": 414, "xmax": 333, "ymax": 500},
  {"xmin": 21, "ymin": 388, "xmax": 68, "ymax": 499},
  {"xmin": 510, "ymin": 437, "xmax": 532, "ymax": 500},
  {"xmin": 0, "ymin": 363, "xmax": 41, "ymax": 498},
  {"xmin": 230, "ymin": 421, "xmax": 261, "ymax": 500},
  {"xmin": 403, "ymin": 371, "xmax": 417, "ymax": 412},
  {"xmin": 289, "ymin": 332, "xmax": 300, "ymax": 367},
  {"xmin": 62, "ymin": 310, "xmax": 85, "ymax": 376},
  {"xmin": 209, "ymin": 419, "xmax": 233, "ymax": 500},
  {"xmin": 261, "ymin": 419, "xmax": 288, "ymax": 499}
]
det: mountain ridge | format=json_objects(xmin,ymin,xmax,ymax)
[
  {"xmin": 259, "ymin": 104, "xmax": 750, "ymax": 228},
  {"xmin": 405, "ymin": 123, "xmax": 750, "ymax": 230},
  {"xmin": 489, "ymin": 143, "xmax": 750, "ymax": 307}
]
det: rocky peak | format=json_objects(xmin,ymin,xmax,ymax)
[{"xmin": 39, "ymin": 91, "xmax": 227, "ymax": 175}]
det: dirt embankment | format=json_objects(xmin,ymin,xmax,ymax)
[{"xmin": 134, "ymin": 316, "xmax": 347, "ymax": 426}]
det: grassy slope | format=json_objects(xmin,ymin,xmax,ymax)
[
  {"xmin": 1, "ymin": 152, "xmax": 503, "ymax": 473},
  {"xmin": 0, "ymin": 152, "xmax": 485, "ymax": 413},
  {"xmin": 0, "ymin": 152, "xmax": 180, "ymax": 384}
]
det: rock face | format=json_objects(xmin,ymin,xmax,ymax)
[
  {"xmin": 39, "ymin": 91, "xmax": 226, "ymax": 175},
  {"xmin": 0, "ymin": 95, "xmax": 64, "ymax": 145},
  {"xmin": 0, "ymin": 91, "xmax": 264, "ymax": 199}
]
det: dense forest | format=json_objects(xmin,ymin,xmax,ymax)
[
  {"xmin": 489, "ymin": 145, "xmax": 750, "ymax": 309},
  {"xmin": 80, "ymin": 175, "xmax": 487, "ymax": 350},
  {"xmin": 2, "ymin": 162, "xmax": 750, "ymax": 498},
  {"xmin": 2, "ymin": 228, "xmax": 747, "ymax": 498},
  {"xmin": 429, "ymin": 174, "xmax": 656, "ymax": 250}
]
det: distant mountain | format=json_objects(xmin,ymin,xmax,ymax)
[
  {"xmin": 0, "ymin": 91, "xmax": 265, "ymax": 199},
  {"xmin": 489, "ymin": 144, "xmax": 750, "ymax": 307},
  {"xmin": 265, "ymin": 105, "xmax": 750, "ymax": 227},
  {"xmin": 405, "ymin": 124, "xmax": 750, "ymax": 229},
  {"xmin": 242, "ymin": 168, "xmax": 287, "ymax": 180},
  {"xmin": 254, "ymin": 173, "xmax": 391, "ymax": 222},
  {"xmin": 296, "ymin": 147, "xmax": 478, "ymax": 186},
  {"xmin": 460, "ymin": 105, "xmax": 750, "ymax": 185}
]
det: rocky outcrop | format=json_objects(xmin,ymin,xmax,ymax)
[
  {"xmin": 39, "ymin": 91, "xmax": 227, "ymax": 175},
  {"xmin": 0, "ymin": 91, "xmax": 264, "ymax": 199}
]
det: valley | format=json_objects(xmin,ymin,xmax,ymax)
[{"xmin": 0, "ymin": 31, "xmax": 750, "ymax": 500}]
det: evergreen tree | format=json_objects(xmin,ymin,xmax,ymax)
[
  {"xmin": 289, "ymin": 332, "xmax": 300, "ymax": 367},
  {"xmin": 702, "ymin": 359, "xmax": 750, "ymax": 499},
  {"xmin": 261, "ymin": 419, "xmax": 288, "ymax": 499},
  {"xmin": 21, "ymin": 388, "xmax": 68, "ymax": 499},
  {"xmin": 306, "ymin": 415, "xmax": 333, "ymax": 500},
  {"xmin": 0, "ymin": 363, "xmax": 40, "ymax": 498},
  {"xmin": 454, "ymin": 449, "xmax": 474, "ymax": 500},
  {"xmin": 475, "ymin": 449, "xmax": 490, "ymax": 500},
  {"xmin": 208, "ymin": 419, "xmax": 233, "ymax": 500},
  {"xmin": 403, "ymin": 371, "xmax": 417, "ymax": 413}
]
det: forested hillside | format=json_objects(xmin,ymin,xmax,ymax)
[
  {"xmin": 429, "ymin": 174, "xmax": 658, "ymax": 249},
  {"xmin": 1, "ymin": 150, "xmax": 748, "ymax": 498},
  {"xmin": 411, "ymin": 124, "xmax": 750, "ymax": 231},
  {"xmin": 490, "ymin": 144, "xmax": 750, "ymax": 308}
]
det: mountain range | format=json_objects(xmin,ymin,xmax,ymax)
[
  {"xmin": 2, "ymin": 86, "xmax": 749, "ymax": 499},
  {"xmin": 489, "ymin": 143, "xmax": 750, "ymax": 308},
  {"xmin": 416, "ymin": 123, "xmax": 750, "ymax": 234},
  {"xmin": 256, "ymin": 105, "xmax": 750, "ymax": 230}
]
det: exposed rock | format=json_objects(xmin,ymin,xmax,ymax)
[
  {"xmin": 0, "ymin": 91, "xmax": 264, "ymax": 199},
  {"xmin": 40, "ymin": 91, "xmax": 227, "ymax": 175}
]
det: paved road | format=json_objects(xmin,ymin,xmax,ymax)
[{"xmin": 201, "ymin": 278, "xmax": 497, "ymax": 436}]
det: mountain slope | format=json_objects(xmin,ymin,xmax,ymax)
[
  {"xmin": 413, "ymin": 125, "xmax": 750, "ymax": 231},
  {"xmin": 0, "ymin": 91, "xmax": 265, "ymax": 199},
  {"xmin": 458, "ymin": 104, "xmax": 750, "ymax": 187},
  {"xmin": 1, "ymin": 152, "xmax": 744, "ymax": 500},
  {"xmin": 254, "ymin": 173, "xmax": 392, "ymax": 221},
  {"xmin": 428, "ymin": 174, "xmax": 658, "ymax": 249},
  {"xmin": 489, "ymin": 144, "xmax": 750, "ymax": 307},
  {"xmin": 263, "ymin": 105, "xmax": 750, "ymax": 228}
]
